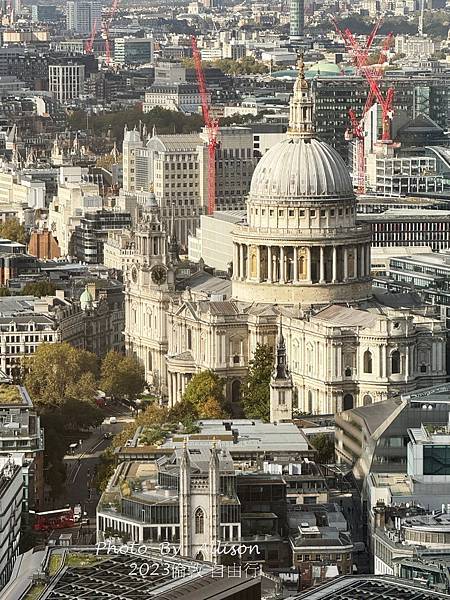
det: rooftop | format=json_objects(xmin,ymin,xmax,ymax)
[
  {"xmin": 0, "ymin": 384, "xmax": 22, "ymax": 404},
  {"xmin": 288, "ymin": 575, "xmax": 450, "ymax": 599},
  {"xmin": 162, "ymin": 419, "xmax": 310, "ymax": 454},
  {"xmin": 4, "ymin": 546, "xmax": 261, "ymax": 600}
]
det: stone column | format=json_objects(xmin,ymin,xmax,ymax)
[
  {"xmin": 239, "ymin": 244, "xmax": 244, "ymax": 280},
  {"xmin": 319, "ymin": 246, "xmax": 325, "ymax": 283},
  {"xmin": 280, "ymin": 247, "xmax": 285, "ymax": 283},
  {"xmin": 293, "ymin": 247, "xmax": 299, "ymax": 283},
  {"xmin": 361, "ymin": 244, "xmax": 366, "ymax": 277},
  {"xmin": 343, "ymin": 247, "xmax": 348, "ymax": 281},
  {"xmin": 267, "ymin": 246, "xmax": 272, "ymax": 282},
  {"xmin": 354, "ymin": 245, "xmax": 359, "ymax": 279},
  {"xmin": 307, "ymin": 247, "xmax": 312, "ymax": 281},
  {"xmin": 332, "ymin": 246, "xmax": 337, "ymax": 283},
  {"xmin": 366, "ymin": 244, "xmax": 371, "ymax": 276},
  {"xmin": 232, "ymin": 243, "xmax": 238, "ymax": 278},
  {"xmin": 256, "ymin": 246, "xmax": 261, "ymax": 282}
]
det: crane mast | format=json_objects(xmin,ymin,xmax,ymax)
[{"xmin": 191, "ymin": 36, "xmax": 219, "ymax": 215}]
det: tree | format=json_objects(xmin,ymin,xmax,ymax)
[
  {"xmin": 0, "ymin": 287, "xmax": 10, "ymax": 296},
  {"xmin": 0, "ymin": 218, "xmax": 26, "ymax": 243},
  {"xmin": 22, "ymin": 281, "xmax": 56, "ymax": 297},
  {"xmin": 182, "ymin": 370, "xmax": 229, "ymax": 418},
  {"xmin": 100, "ymin": 351, "xmax": 146, "ymax": 400},
  {"xmin": 24, "ymin": 342, "xmax": 99, "ymax": 407},
  {"xmin": 202, "ymin": 396, "xmax": 227, "ymax": 419},
  {"xmin": 311, "ymin": 433, "xmax": 335, "ymax": 464},
  {"xmin": 241, "ymin": 343, "xmax": 274, "ymax": 422}
]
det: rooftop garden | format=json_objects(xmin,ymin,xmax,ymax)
[{"xmin": 0, "ymin": 384, "xmax": 21, "ymax": 404}]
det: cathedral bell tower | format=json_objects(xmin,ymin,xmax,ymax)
[
  {"xmin": 270, "ymin": 319, "xmax": 294, "ymax": 423},
  {"xmin": 130, "ymin": 197, "xmax": 175, "ymax": 290}
]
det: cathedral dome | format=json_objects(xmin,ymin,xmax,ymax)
[{"xmin": 249, "ymin": 137, "xmax": 353, "ymax": 201}]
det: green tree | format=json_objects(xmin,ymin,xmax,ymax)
[
  {"xmin": 100, "ymin": 351, "xmax": 146, "ymax": 400},
  {"xmin": 182, "ymin": 370, "xmax": 229, "ymax": 418},
  {"xmin": 0, "ymin": 287, "xmax": 10, "ymax": 296},
  {"xmin": 311, "ymin": 433, "xmax": 335, "ymax": 464},
  {"xmin": 0, "ymin": 218, "xmax": 26, "ymax": 243},
  {"xmin": 241, "ymin": 343, "xmax": 274, "ymax": 422},
  {"xmin": 24, "ymin": 342, "xmax": 98, "ymax": 407},
  {"xmin": 22, "ymin": 281, "xmax": 57, "ymax": 297}
]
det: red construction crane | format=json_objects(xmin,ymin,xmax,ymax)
[
  {"xmin": 85, "ymin": 18, "xmax": 98, "ymax": 54},
  {"xmin": 336, "ymin": 20, "xmax": 394, "ymax": 191},
  {"xmin": 342, "ymin": 27, "xmax": 395, "ymax": 141},
  {"xmin": 192, "ymin": 36, "xmax": 219, "ymax": 215},
  {"xmin": 104, "ymin": 0, "xmax": 120, "ymax": 65}
]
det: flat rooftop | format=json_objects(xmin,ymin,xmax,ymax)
[{"xmin": 163, "ymin": 419, "xmax": 310, "ymax": 454}]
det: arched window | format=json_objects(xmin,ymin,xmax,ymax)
[
  {"xmin": 148, "ymin": 351, "xmax": 152, "ymax": 372},
  {"xmin": 363, "ymin": 394, "xmax": 372, "ymax": 406},
  {"xmin": 363, "ymin": 350, "xmax": 373, "ymax": 374},
  {"xmin": 391, "ymin": 350, "xmax": 401, "ymax": 374},
  {"xmin": 307, "ymin": 390, "xmax": 313, "ymax": 413},
  {"xmin": 343, "ymin": 394, "xmax": 354, "ymax": 411},
  {"xmin": 195, "ymin": 508, "xmax": 204, "ymax": 534},
  {"xmin": 187, "ymin": 329, "xmax": 192, "ymax": 350}
]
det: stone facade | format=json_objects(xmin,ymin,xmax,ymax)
[{"xmin": 124, "ymin": 59, "xmax": 447, "ymax": 416}]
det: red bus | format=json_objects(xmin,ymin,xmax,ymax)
[{"xmin": 32, "ymin": 507, "xmax": 76, "ymax": 532}]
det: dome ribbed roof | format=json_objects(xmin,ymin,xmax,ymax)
[{"xmin": 250, "ymin": 137, "xmax": 353, "ymax": 200}]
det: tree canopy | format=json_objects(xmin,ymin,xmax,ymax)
[
  {"xmin": 21, "ymin": 281, "xmax": 57, "ymax": 298},
  {"xmin": 311, "ymin": 433, "xmax": 335, "ymax": 464},
  {"xmin": 0, "ymin": 218, "xmax": 26, "ymax": 244},
  {"xmin": 69, "ymin": 106, "xmax": 204, "ymax": 146},
  {"xmin": 241, "ymin": 343, "xmax": 274, "ymax": 422},
  {"xmin": 100, "ymin": 350, "xmax": 146, "ymax": 400},
  {"xmin": 25, "ymin": 342, "xmax": 99, "ymax": 407},
  {"xmin": 182, "ymin": 370, "xmax": 229, "ymax": 418}
]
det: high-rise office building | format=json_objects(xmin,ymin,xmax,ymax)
[
  {"xmin": 66, "ymin": 0, "xmax": 102, "ymax": 35},
  {"xmin": 49, "ymin": 63, "xmax": 85, "ymax": 103},
  {"xmin": 290, "ymin": 0, "xmax": 304, "ymax": 40}
]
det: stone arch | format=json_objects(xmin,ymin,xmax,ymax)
[
  {"xmin": 363, "ymin": 394, "xmax": 372, "ymax": 406},
  {"xmin": 363, "ymin": 349, "xmax": 373, "ymax": 374},
  {"xmin": 343, "ymin": 394, "xmax": 354, "ymax": 411},
  {"xmin": 391, "ymin": 350, "xmax": 401, "ymax": 374}
]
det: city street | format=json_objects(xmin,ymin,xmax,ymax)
[{"xmin": 60, "ymin": 403, "xmax": 133, "ymax": 518}]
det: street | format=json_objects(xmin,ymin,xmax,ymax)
[{"xmin": 59, "ymin": 403, "xmax": 133, "ymax": 518}]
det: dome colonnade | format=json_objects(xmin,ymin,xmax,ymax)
[{"xmin": 232, "ymin": 56, "xmax": 372, "ymax": 306}]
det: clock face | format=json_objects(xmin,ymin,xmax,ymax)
[{"xmin": 151, "ymin": 265, "xmax": 167, "ymax": 285}]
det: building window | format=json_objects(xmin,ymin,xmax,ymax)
[
  {"xmin": 195, "ymin": 508, "xmax": 204, "ymax": 534},
  {"xmin": 187, "ymin": 329, "xmax": 192, "ymax": 350},
  {"xmin": 391, "ymin": 350, "xmax": 401, "ymax": 374},
  {"xmin": 279, "ymin": 390, "xmax": 285, "ymax": 405},
  {"xmin": 363, "ymin": 350, "xmax": 372, "ymax": 374},
  {"xmin": 343, "ymin": 394, "xmax": 354, "ymax": 411}
]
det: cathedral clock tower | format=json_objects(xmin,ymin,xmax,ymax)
[{"xmin": 125, "ymin": 199, "xmax": 177, "ymax": 397}]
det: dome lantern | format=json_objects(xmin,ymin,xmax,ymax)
[{"xmin": 289, "ymin": 54, "xmax": 315, "ymax": 139}]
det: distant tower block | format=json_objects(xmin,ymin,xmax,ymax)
[{"xmin": 290, "ymin": 0, "xmax": 304, "ymax": 40}]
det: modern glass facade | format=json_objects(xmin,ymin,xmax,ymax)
[{"xmin": 423, "ymin": 445, "xmax": 450, "ymax": 475}]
